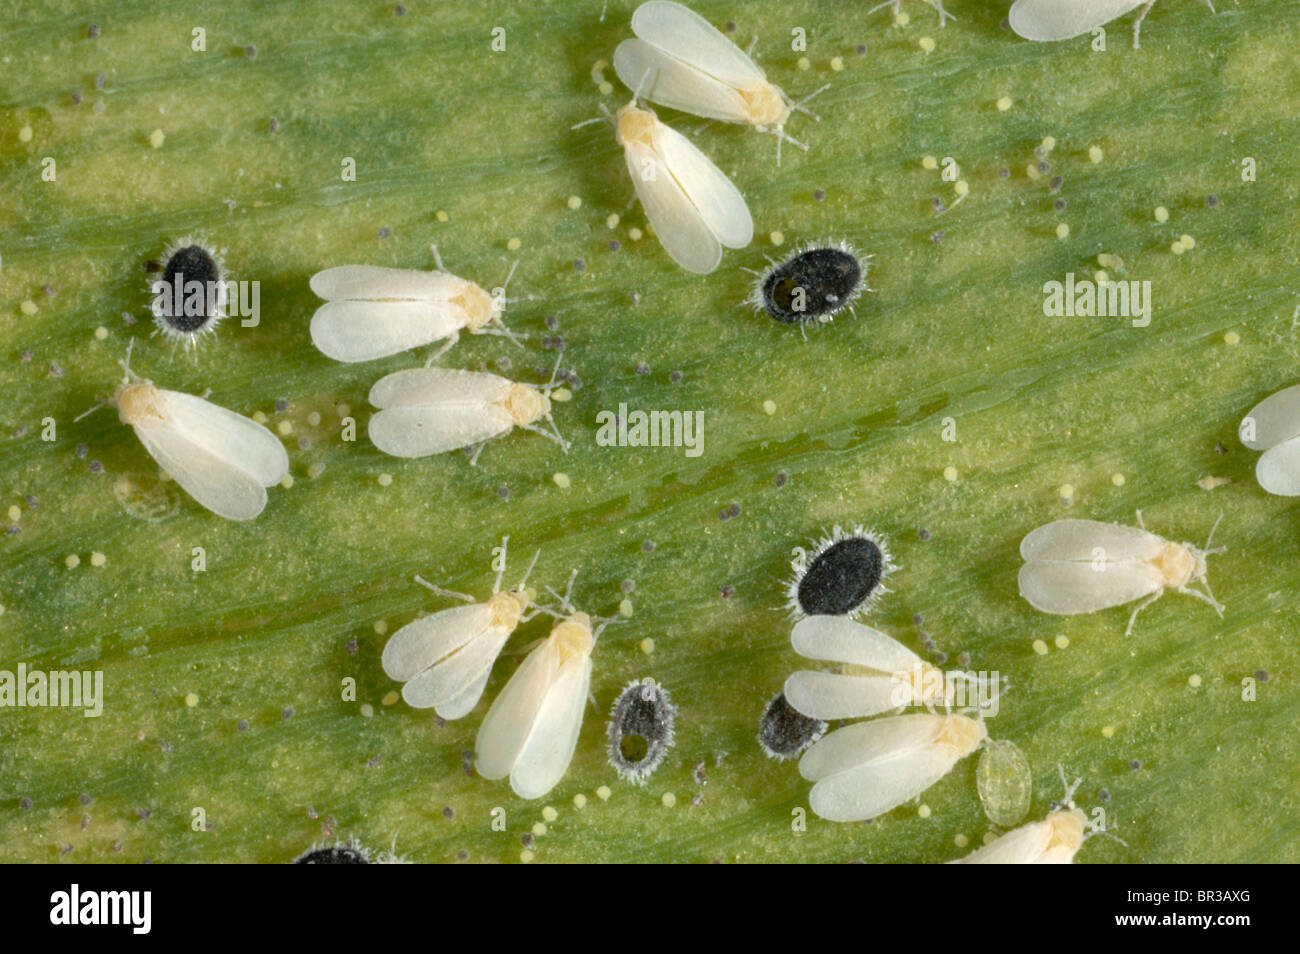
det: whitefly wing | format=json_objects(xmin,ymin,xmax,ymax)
[
  {"xmin": 131, "ymin": 390, "xmax": 287, "ymax": 521},
  {"xmin": 1242, "ymin": 385, "xmax": 1300, "ymax": 451},
  {"xmin": 369, "ymin": 368, "xmax": 511, "ymax": 409},
  {"xmin": 801, "ymin": 717, "xmax": 960, "ymax": 823},
  {"xmin": 1019, "ymin": 519, "xmax": 1166, "ymax": 613},
  {"xmin": 799, "ymin": 713, "xmax": 943, "ymax": 782},
  {"xmin": 654, "ymin": 119, "xmax": 753, "ymax": 250},
  {"xmin": 309, "ymin": 265, "xmax": 465, "ymax": 302},
  {"xmin": 310, "ymin": 300, "xmax": 469, "ymax": 363},
  {"xmin": 630, "ymin": 1, "xmax": 767, "ymax": 87},
  {"xmin": 613, "ymin": 39, "xmax": 752, "ymax": 123},
  {"xmin": 381, "ymin": 603, "xmax": 495, "ymax": 682},
  {"xmin": 475, "ymin": 640, "xmax": 561, "ymax": 781},
  {"xmin": 951, "ymin": 818, "xmax": 1056, "ymax": 864},
  {"xmin": 153, "ymin": 389, "xmax": 288, "ymax": 486},
  {"xmin": 623, "ymin": 136, "xmax": 723, "ymax": 274},
  {"xmin": 1256, "ymin": 438, "xmax": 1300, "ymax": 496},
  {"xmin": 791, "ymin": 615, "xmax": 921, "ymax": 673},
  {"xmin": 783, "ymin": 670, "xmax": 902, "ymax": 721},
  {"xmin": 400, "ymin": 624, "xmax": 514, "ymax": 718},
  {"xmin": 368, "ymin": 368, "xmax": 515, "ymax": 458},
  {"xmin": 508, "ymin": 654, "xmax": 593, "ymax": 799},
  {"xmin": 1009, "ymin": 0, "xmax": 1147, "ymax": 41}
]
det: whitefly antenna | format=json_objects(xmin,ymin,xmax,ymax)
[
  {"xmin": 788, "ymin": 83, "xmax": 830, "ymax": 121},
  {"xmin": 571, "ymin": 102, "xmax": 615, "ymax": 131},
  {"xmin": 413, "ymin": 574, "xmax": 476, "ymax": 604},
  {"xmin": 429, "ymin": 243, "xmax": 447, "ymax": 273}
]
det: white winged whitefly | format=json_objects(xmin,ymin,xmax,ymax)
[
  {"xmin": 475, "ymin": 571, "xmax": 615, "ymax": 800},
  {"xmin": 783, "ymin": 615, "xmax": 958, "ymax": 721},
  {"xmin": 949, "ymin": 767, "xmax": 1121, "ymax": 863},
  {"xmin": 381, "ymin": 537, "xmax": 541, "ymax": 719},
  {"xmin": 572, "ymin": 92, "xmax": 753, "ymax": 274},
  {"xmin": 366, "ymin": 355, "xmax": 569, "ymax": 464},
  {"xmin": 309, "ymin": 244, "xmax": 525, "ymax": 364},
  {"xmin": 1009, "ymin": 0, "xmax": 1219, "ymax": 50},
  {"xmin": 611, "ymin": 1, "xmax": 829, "ymax": 164},
  {"xmin": 798, "ymin": 709, "xmax": 989, "ymax": 823},
  {"xmin": 84, "ymin": 342, "xmax": 289, "ymax": 521},
  {"xmin": 1017, "ymin": 513, "xmax": 1225, "ymax": 636},
  {"xmin": 1240, "ymin": 384, "xmax": 1300, "ymax": 495}
]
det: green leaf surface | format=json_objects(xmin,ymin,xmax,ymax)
[{"xmin": 1, "ymin": 0, "xmax": 1297, "ymax": 863}]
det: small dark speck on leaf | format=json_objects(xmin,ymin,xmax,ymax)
[
  {"xmin": 719, "ymin": 585, "xmax": 734, "ymax": 599},
  {"xmin": 95, "ymin": 73, "xmax": 106, "ymax": 88},
  {"xmin": 88, "ymin": 460, "xmax": 103, "ymax": 473},
  {"xmin": 87, "ymin": 24, "xmax": 100, "ymax": 38},
  {"xmin": 931, "ymin": 230, "xmax": 943, "ymax": 244},
  {"xmin": 573, "ymin": 258, "xmax": 586, "ymax": 272},
  {"xmin": 245, "ymin": 44, "xmax": 257, "ymax": 58},
  {"xmin": 642, "ymin": 540, "xmax": 656, "ymax": 552},
  {"xmin": 775, "ymin": 471, "xmax": 788, "ymax": 487},
  {"xmin": 1099, "ymin": 788, "xmax": 1112, "ymax": 802},
  {"xmin": 669, "ymin": 370, "xmax": 683, "ymax": 383},
  {"xmin": 918, "ymin": 528, "xmax": 931, "ymax": 541},
  {"xmin": 268, "ymin": 117, "xmax": 280, "ymax": 133},
  {"xmin": 1049, "ymin": 176, "xmax": 1063, "ymax": 191},
  {"xmin": 275, "ymin": 398, "xmax": 289, "ymax": 412},
  {"xmin": 1129, "ymin": 759, "xmax": 1142, "ymax": 771},
  {"xmin": 75, "ymin": 444, "xmax": 88, "ymax": 458},
  {"xmin": 725, "ymin": 21, "xmax": 737, "ymax": 32},
  {"xmin": 20, "ymin": 798, "xmax": 32, "ymax": 810},
  {"xmin": 1054, "ymin": 198, "xmax": 1067, "ymax": 211},
  {"xmin": 72, "ymin": 90, "xmax": 83, "ymax": 104},
  {"xmin": 1206, "ymin": 194, "xmax": 1219, "ymax": 208},
  {"xmin": 998, "ymin": 167, "xmax": 1010, "ymax": 179},
  {"xmin": 345, "ymin": 638, "xmax": 358, "ymax": 656},
  {"xmin": 237, "ymin": 719, "xmax": 250, "ymax": 731},
  {"xmin": 634, "ymin": 361, "xmax": 650, "ymax": 375},
  {"xmin": 813, "ymin": 188, "xmax": 826, "ymax": 201},
  {"xmin": 856, "ymin": 44, "xmax": 867, "ymax": 55},
  {"xmin": 281, "ymin": 707, "xmax": 294, "ymax": 721},
  {"xmin": 497, "ymin": 485, "xmax": 510, "ymax": 499},
  {"xmin": 545, "ymin": 315, "xmax": 558, "ymax": 330},
  {"xmin": 1255, "ymin": 669, "xmax": 1270, "ymax": 682},
  {"xmin": 608, "ymin": 239, "xmax": 621, "ymax": 252},
  {"xmin": 137, "ymin": 808, "xmax": 152, "ymax": 819},
  {"xmin": 378, "ymin": 227, "xmax": 393, "ymax": 240}
]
